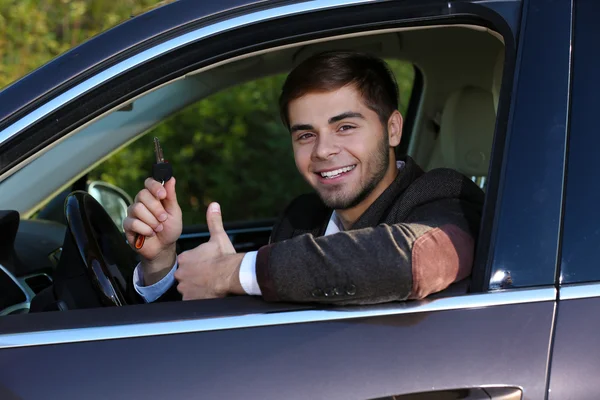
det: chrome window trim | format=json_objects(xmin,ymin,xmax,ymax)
[
  {"xmin": 180, "ymin": 226, "xmax": 272, "ymax": 240},
  {"xmin": 0, "ymin": 0, "xmax": 377, "ymax": 147},
  {"xmin": 0, "ymin": 286, "xmax": 555, "ymax": 349},
  {"xmin": 559, "ymin": 282, "xmax": 600, "ymax": 300}
]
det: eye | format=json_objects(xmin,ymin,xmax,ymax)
[
  {"xmin": 297, "ymin": 132, "xmax": 315, "ymax": 141},
  {"xmin": 338, "ymin": 125, "xmax": 355, "ymax": 132}
]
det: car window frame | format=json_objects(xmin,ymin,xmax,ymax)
[
  {"xmin": 556, "ymin": 0, "xmax": 600, "ymax": 288},
  {"xmin": 471, "ymin": 0, "xmax": 572, "ymax": 292},
  {"xmin": 0, "ymin": 0, "xmax": 547, "ymax": 343}
]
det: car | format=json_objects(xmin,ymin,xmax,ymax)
[{"xmin": 0, "ymin": 0, "xmax": 597, "ymax": 398}]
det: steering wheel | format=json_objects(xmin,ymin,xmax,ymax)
[{"xmin": 64, "ymin": 191, "xmax": 137, "ymax": 306}]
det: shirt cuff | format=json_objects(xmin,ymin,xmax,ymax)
[
  {"xmin": 133, "ymin": 261, "xmax": 178, "ymax": 303},
  {"xmin": 239, "ymin": 251, "xmax": 262, "ymax": 296}
]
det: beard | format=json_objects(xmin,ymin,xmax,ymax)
[{"xmin": 317, "ymin": 130, "xmax": 390, "ymax": 210}]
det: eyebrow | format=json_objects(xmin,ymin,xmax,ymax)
[
  {"xmin": 290, "ymin": 111, "xmax": 365, "ymax": 133},
  {"xmin": 290, "ymin": 123, "xmax": 314, "ymax": 133},
  {"xmin": 328, "ymin": 111, "xmax": 365, "ymax": 124}
]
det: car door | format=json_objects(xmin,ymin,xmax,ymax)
[
  {"xmin": 547, "ymin": 0, "xmax": 600, "ymax": 398},
  {"xmin": 0, "ymin": 0, "xmax": 569, "ymax": 399}
]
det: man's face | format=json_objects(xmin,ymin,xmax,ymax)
[{"xmin": 288, "ymin": 85, "xmax": 400, "ymax": 210}]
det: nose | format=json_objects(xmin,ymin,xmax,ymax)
[{"xmin": 312, "ymin": 133, "xmax": 340, "ymax": 161}]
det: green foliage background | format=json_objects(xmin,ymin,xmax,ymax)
[{"xmin": 1, "ymin": 0, "xmax": 414, "ymax": 225}]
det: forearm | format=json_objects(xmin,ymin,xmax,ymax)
[
  {"xmin": 257, "ymin": 224, "xmax": 415, "ymax": 304},
  {"xmin": 256, "ymin": 200, "xmax": 478, "ymax": 305},
  {"xmin": 140, "ymin": 245, "xmax": 177, "ymax": 286}
]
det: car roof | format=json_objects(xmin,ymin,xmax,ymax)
[{"xmin": 0, "ymin": 0, "xmax": 274, "ymax": 128}]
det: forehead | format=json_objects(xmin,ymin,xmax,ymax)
[{"xmin": 287, "ymin": 85, "xmax": 376, "ymax": 124}]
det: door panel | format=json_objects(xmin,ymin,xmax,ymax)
[
  {"xmin": 0, "ymin": 299, "xmax": 554, "ymax": 399},
  {"xmin": 548, "ymin": 291, "xmax": 600, "ymax": 400},
  {"xmin": 550, "ymin": 1, "xmax": 600, "ymax": 398}
]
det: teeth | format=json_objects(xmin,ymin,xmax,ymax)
[{"xmin": 320, "ymin": 165, "xmax": 356, "ymax": 178}]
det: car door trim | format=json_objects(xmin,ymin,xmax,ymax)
[
  {"xmin": 559, "ymin": 283, "xmax": 600, "ymax": 300},
  {"xmin": 0, "ymin": 0, "xmax": 383, "ymax": 147},
  {"xmin": 0, "ymin": 286, "xmax": 555, "ymax": 349},
  {"xmin": 180, "ymin": 226, "xmax": 272, "ymax": 240}
]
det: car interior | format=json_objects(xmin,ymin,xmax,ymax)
[{"xmin": 0, "ymin": 24, "xmax": 504, "ymax": 315}]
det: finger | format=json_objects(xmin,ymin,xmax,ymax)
[
  {"xmin": 206, "ymin": 202, "xmax": 225, "ymax": 236},
  {"xmin": 128, "ymin": 202, "xmax": 164, "ymax": 233},
  {"xmin": 123, "ymin": 216, "xmax": 156, "ymax": 239},
  {"xmin": 162, "ymin": 177, "xmax": 179, "ymax": 214},
  {"xmin": 176, "ymin": 282, "xmax": 196, "ymax": 301},
  {"xmin": 145, "ymin": 177, "xmax": 167, "ymax": 200},
  {"xmin": 135, "ymin": 189, "xmax": 168, "ymax": 224},
  {"xmin": 176, "ymin": 283, "xmax": 187, "ymax": 298},
  {"xmin": 174, "ymin": 254, "xmax": 187, "ymax": 281}
]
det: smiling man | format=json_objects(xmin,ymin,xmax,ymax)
[{"xmin": 123, "ymin": 51, "xmax": 485, "ymax": 305}]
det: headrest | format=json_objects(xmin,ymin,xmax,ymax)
[
  {"xmin": 492, "ymin": 50, "xmax": 504, "ymax": 113},
  {"xmin": 440, "ymin": 86, "xmax": 496, "ymax": 177}
]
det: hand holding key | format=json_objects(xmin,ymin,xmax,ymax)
[{"xmin": 123, "ymin": 138, "xmax": 182, "ymax": 281}]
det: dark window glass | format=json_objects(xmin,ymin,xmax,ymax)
[{"xmin": 559, "ymin": 0, "xmax": 600, "ymax": 284}]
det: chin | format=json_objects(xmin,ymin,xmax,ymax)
[{"xmin": 318, "ymin": 190, "xmax": 358, "ymax": 210}]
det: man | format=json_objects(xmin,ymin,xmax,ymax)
[{"xmin": 123, "ymin": 51, "xmax": 484, "ymax": 305}]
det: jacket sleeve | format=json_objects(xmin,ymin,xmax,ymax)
[{"xmin": 255, "ymin": 198, "xmax": 480, "ymax": 305}]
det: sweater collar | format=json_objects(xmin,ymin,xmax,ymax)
[{"xmin": 350, "ymin": 155, "xmax": 423, "ymax": 230}]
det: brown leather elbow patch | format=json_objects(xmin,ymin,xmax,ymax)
[{"xmin": 409, "ymin": 224, "xmax": 474, "ymax": 300}]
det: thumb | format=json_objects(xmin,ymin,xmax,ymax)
[
  {"xmin": 206, "ymin": 202, "xmax": 234, "ymax": 252},
  {"xmin": 162, "ymin": 177, "xmax": 179, "ymax": 213},
  {"xmin": 206, "ymin": 202, "xmax": 225, "ymax": 237}
]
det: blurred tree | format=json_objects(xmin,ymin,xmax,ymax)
[{"xmin": 0, "ymin": 0, "xmax": 174, "ymax": 88}]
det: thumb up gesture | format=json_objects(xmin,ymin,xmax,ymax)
[
  {"xmin": 174, "ymin": 202, "xmax": 245, "ymax": 300},
  {"xmin": 205, "ymin": 202, "xmax": 236, "ymax": 254}
]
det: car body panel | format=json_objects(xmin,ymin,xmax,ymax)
[
  {"xmin": 548, "ymin": 287, "xmax": 600, "ymax": 400},
  {"xmin": 1, "ymin": 299, "xmax": 555, "ymax": 399},
  {"xmin": 0, "ymin": 0, "xmax": 578, "ymax": 398}
]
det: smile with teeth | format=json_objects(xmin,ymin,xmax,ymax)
[{"xmin": 319, "ymin": 165, "xmax": 356, "ymax": 179}]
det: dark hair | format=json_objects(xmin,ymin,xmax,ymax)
[{"xmin": 279, "ymin": 51, "xmax": 399, "ymax": 129}]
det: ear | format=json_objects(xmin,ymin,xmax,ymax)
[{"xmin": 387, "ymin": 110, "xmax": 403, "ymax": 147}]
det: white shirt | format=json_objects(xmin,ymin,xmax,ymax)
[{"xmin": 134, "ymin": 160, "xmax": 405, "ymax": 302}]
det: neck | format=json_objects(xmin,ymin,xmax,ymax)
[{"xmin": 336, "ymin": 155, "xmax": 399, "ymax": 229}]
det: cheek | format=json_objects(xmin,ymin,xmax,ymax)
[
  {"xmin": 343, "ymin": 135, "xmax": 371, "ymax": 164},
  {"xmin": 293, "ymin": 145, "xmax": 312, "ymax": 174}
]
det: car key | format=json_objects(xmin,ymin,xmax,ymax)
[{"xmin": 134, "ymin": 137, "xmax": 173, "ymax": 249}]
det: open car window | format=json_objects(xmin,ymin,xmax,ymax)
[
  {"xmin": 0, "ymin": 23, "xmax": 506, "ymax": 319},
  {"xmin": 2, "ymin": 0, "xmax": 549, "ymax": 331},
  {"xmin": 84, "ymin": 60, "xmax": 417, "ymax": 228}
]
